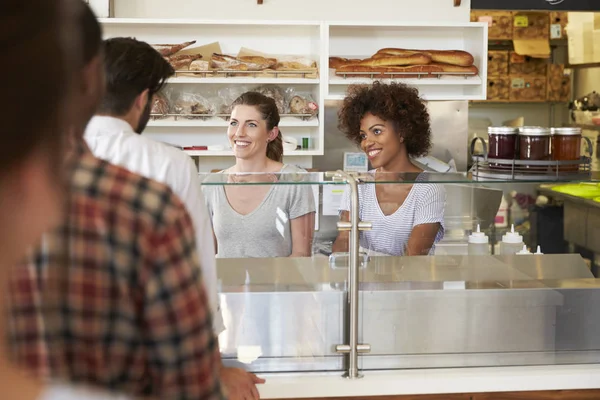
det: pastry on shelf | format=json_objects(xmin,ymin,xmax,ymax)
[
  {"xmin": 150, "ymin": 93, "xmax": 170, "ymax": 119},
  {"xmin": 255, "ymin": 85, "xmax": 286, "ymax": 114},
  {"xmin": 289, "ymin": 94, "xmax": 318, "ymax": 117}
]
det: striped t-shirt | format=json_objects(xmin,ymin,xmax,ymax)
[{"xmin": 339, "ymin": 173, "xmax": 446, "ymax": 256}]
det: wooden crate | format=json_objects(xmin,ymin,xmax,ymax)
[
  {"xmin": 547, "ymin": 64, "xmax": 571, "ymax": 102},
  {"xmin": 509, "ymin": 75, "xmax": 547, "ymax": 102},
  {"xmin": 488, "ymin": 50, "xmax": 509, "ymax": 76},
  {"xmin": 513, "ymin": 12, "xmax": 550, "ymax": 40},
  {"xmin": 550, "ymin": 11, "xmax": 569, "ymax": 39},
  {"xmin": 487, "ymin": 76, "xmax": 510, "ymax": 101},
  {"xmin": 509, "ymin": 52, "xmax": 548, "ymax": 76},
  {"xmin": 471, "ymin": 11, "xmax": 513, "ymax": 40}
]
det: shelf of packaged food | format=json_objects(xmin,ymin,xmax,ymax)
[
  {"xmin": 148, "ymin": 116, "xmax": 319, "ymax": 128},
  {"xmin": 167, "ymin": 76, "xmax": 320, "ymax": 84},
  {"xmin": 328, "ymin": 69, "xmax": 483, "ymax": 86},
  {"xmin": 184, "ymin": 149, "xmax": 322, "ymax": 157}
]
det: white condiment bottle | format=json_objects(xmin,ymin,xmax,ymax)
[
  {"xmin": 499, "ymin": 224, "xmax": 524, "ymax": 255},
  {"xmin": 468, "ymin": 224, "xmax": 490, "ymax": 255},
  {"xmin": 516, "ymin": 245, "xmax": 532, "ymax": 255}
]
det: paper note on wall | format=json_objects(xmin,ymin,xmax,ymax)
[{"xmin": 323, "ymin": 185, "xmax": 346, "ymax": 216}]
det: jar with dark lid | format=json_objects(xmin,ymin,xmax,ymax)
[
  {"xmin": 488, "ymin": 126, "xmax": 518, "ymax": 169},
  {"xmin": 519, "ymin": 127, "xmax": 551, "ymax": 168},
  {"xmin": 551, "ymin": 127, "xmax": 581, "ymax": 172}
]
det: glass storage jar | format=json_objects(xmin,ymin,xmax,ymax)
[
  {"xmin": 519, "ymin": 127, "xmax": 551, "ymax": 169},
  {"xmin": 551, "ymin": 127, "xmax": 582, "ymax": 172},
  {"xmin": 488, "ymin": 126, "xmax": 518, "ymax": 169}
]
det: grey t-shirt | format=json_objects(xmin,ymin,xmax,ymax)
[{"xmin": 202, "ymin": 165, "xmax": 316, "ymax": 258}]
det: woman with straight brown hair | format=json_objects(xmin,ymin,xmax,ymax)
[
  {"xmin": 0, "ymin": 1, "xmax": 127, "ymax": 399},
  {"xmin": 203, "ymin": 91, "xmax": 316, "ymax": 258}
]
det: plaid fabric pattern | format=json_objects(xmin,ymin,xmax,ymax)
[{"xmin": 8, "ymin": 149, "xmax": 225, "ymax": 400}]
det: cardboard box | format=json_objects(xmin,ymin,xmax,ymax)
[
  {"xmin": 513, "ymin": 12, "xmax": 550, "ymax": 40},
  {"xmin": 509, "ymin": 52, "xmax": 548, "ymax": 76},
  {"xmin": 550, "ymin": 12, "xmax": 568, "ymax": 39},
  {"xmin": 487, "ymin": 76, "xmax": 510, "ymax": 101},
  {"xmin": 471, "ymin": 11, "xmax": 513, "ymax": 40},
  {"xmin": 567, "ymin": 12, "xmax": 597, "ymax": 65},
  {"xmin": 488, "ymin": 50, "xmax": 509, "ymax": 76},
  {"xmin": 509, "ymin": 76, "xmax": 547, "ymax": 102},
  {"xmin": 546, "ymin": 64, "xmax": 571, "ymax": 102}
]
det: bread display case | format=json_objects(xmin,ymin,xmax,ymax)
[{"xmin": 199, "ymin": 171, "xmax": 600, "ymax": 380}]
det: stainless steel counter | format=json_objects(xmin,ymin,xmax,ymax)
[{"xmin": 216, "ymin": 255, "xmax": 600, "ymax": 373}]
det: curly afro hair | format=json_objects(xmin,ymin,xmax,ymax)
[{"xmin": 337, "ymin": 81, "xmax": 432, "ymax": 158}]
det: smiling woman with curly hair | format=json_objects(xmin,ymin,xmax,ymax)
[{"xmin": 332, "ymin": 81, "xmax": 446, "ymax": 257}]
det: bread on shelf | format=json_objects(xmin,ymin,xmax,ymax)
[{"xmin": 374, "ymin": 48, "xmax": 474, "ymax": 67}]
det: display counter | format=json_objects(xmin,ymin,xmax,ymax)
[{"xmin": 201, "ymin": 171, "xmax": 600, "ymax": 397}]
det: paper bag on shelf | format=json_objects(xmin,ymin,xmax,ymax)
[
  {"xmin": 513, "ymin": 39, "xmax": 551, "ymax": 59},
  {"xmin": 503, "ymin": 117, "xmax": 524, "ymax": 127},
  {"xmin": 175, "ymin": 42, "xmax": 222, "ymax": 77}
]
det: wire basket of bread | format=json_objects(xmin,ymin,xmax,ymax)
[
  {"xmin": 152, "ymin": 41, "xmax": 318, "ymax": 79},
  {"xmin": 330, "ymin": 48, "xmax": 478, "ymax": 79}
]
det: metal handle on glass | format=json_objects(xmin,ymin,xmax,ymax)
[{"xmin": 330, "ymin": 170, "xmax": 371, "ymax": 379}]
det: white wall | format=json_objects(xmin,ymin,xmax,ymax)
[{"xmin": 114, "ymin": 0, "xmax": 471, "ymax": 23}]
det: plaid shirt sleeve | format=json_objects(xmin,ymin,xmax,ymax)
[{"xmin": 142, "ymin": 200, "xmax": 225, "ymax": 400}]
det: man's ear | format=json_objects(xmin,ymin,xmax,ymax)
[{"xmin": 134, "ymin": 89, "xmax": 150, "ymax": 112}]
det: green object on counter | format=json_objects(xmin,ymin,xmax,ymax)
[
  {"xmin": 594, "ymin": 196, "xmax": 600, "ymax": 203},
  {"xmin": 551, "ymin": 183, "xmax": 600, "ymax": 199}
]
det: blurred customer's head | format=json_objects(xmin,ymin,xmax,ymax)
[
  {"xmin": 0, "ymin": 0, "xmax": 78, "ymax": 267},
  {"xmin": 73, "ymin": 0, "xmax": 105, "ymax": 135},
  {"xmin": 97, "ymin": 37, "xmax": 174, "ymax": 134}
]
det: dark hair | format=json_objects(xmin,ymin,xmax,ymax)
[
  {"xmin": 0, "ymin": 0, "xmax": 75, "ymax": 175},
  {"xmin": 338, "ymin": 81, "xmax": 432, "ymax": 158},
  {"xmin": 98, "ymin": 37, "xmax": 174, "ymax": 116},
  {"xmin": 80, "ymin": 1, "xmax": 103, "ymax": 65},
  {"xmin": 232, "ymin": 92, "xmax": 283, "ymax": 162}
]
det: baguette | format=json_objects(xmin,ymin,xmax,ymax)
[
  {"xmin": 375, "ymin": 48, "xmax": 474, "ymax": 67},
  {"xmin": 356, "ymin": 53, "xmax": 432, "ymax": 67},
  {"xmin": 210, "ymin": 53, "xmax": 276, "ymax": 71},
  {"xmin": 166, "ymin": 54, "xmax": 202, "ymax": 70},
  {"xmin": 153, "ymin": 40, "xmax": 197, "ymax": 57},
  {"xmin": 329, "ymin": 57, "xmax": 362, "ymax": 69}
]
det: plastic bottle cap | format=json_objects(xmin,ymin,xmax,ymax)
[
  {"xmin": 502, "ymin": 224, "xmax": 523, "ymax": 244},
  {"xmin": 516, "ymin": 244, "xmax": 532, "ymax": 255},
  {"xmin": 468, "ymin": 224, "xmax": 489, "ymax": 244},
  {"xmin": 535, "ymin": 245, "xmax": 543, "ymax": 255}
]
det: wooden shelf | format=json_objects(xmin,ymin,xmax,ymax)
[
  {"xmin": 566, "ymin": 62, "xmax": 600, "ymax": 69},
  {"xmin": 569, "ymin": 124, "xmax": 600, "ymax": 132}
]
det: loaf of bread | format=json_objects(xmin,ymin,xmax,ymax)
[
  {"xmin": 151, "ymin": 93, "xmax": 170, "ymax": 118},
  {"xmin": 276, "ymin": 56, "xmax": 317, "ymax": 70},
  {"xmin": 189, "ymin": 59, "xmax": 210, "ymax": 71},
  {"xmin": 329, "ymin": 57, "xmax": 363, "ymax": 69},
  {"xmin": 375, "ymin": 48, "xmax": 474, "ymax": 67},
  {"xmin": 210, "ymin": 53, "xmax": 277, "ymax": 71},
  {"xmin": 166, "ymin": 54, "xmax": 202, "ymax": 70},
  {"xmin": 356, "ymin": 53, "xmax": 432, "ymax": 67}
]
